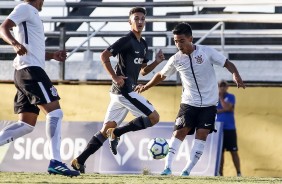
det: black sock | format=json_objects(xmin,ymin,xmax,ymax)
[
  {"xmin": 113, "ymin": 116, "xmax": 152, "ymax": 137},
  {"xmin": 77, "ymin": 132, "xmax": 106, "ymax": 165}
]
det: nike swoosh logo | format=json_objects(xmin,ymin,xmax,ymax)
[{"xmin": 204, "ymin": 123, "xmax": 212, "ymax": 126}]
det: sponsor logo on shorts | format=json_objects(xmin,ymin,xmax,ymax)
[{"xmin": 50, "ymin": 86, "xmax": 58, "ymax": 96}]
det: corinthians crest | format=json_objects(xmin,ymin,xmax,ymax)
[
  {"xmin": 195, "ymin": 55, "xmax": 204, "ymax": 64},
  {"xmin": 50, "ymin": 86, "xmax": 58, "ymax": 96}
]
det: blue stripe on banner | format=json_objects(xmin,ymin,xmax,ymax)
[{"xmin": 22, "ymin": 21, "xmax": 28, "ymax": 44}]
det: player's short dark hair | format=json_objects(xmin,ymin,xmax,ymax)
[
  {"xmin": 24, "ymin": 0, "xmax": 36, "ymax": 2},
  {"xmin": 173, "ymin": 23, "xmax": 193, "ymax": 37},
  {"xmin": 129, "ymin": 7, "xmax": 146, "ymax": 16}
]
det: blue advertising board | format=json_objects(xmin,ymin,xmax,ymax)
[{"xmin": 0, "ymin": 121, "xmax": 222, "ymax": 176}]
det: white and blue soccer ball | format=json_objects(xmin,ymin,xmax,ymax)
[{"xmin": 147, "ymin": 138, "xmax": 169, "ymax": 159}]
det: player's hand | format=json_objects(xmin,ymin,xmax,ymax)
[
  {"xmin": 53, "ymin": 50, "xmax": 67, "ymax": 62},
  {"xmin": 233, "ymin": 73, "xmax": 245, "ymax": 89},
  {"xmin": 134, "ymin": 84, "xmax": 147, "ymax": 93},
  {"xmin": 155, "ymin": 49, "xmax": 165, "ymax": 63},
  {"xmin": 112, "ymin": 75, "xmax": 127, "ymax": 87},
  {"xmin": 13, "ymin": 43, "xmax": 27, "ymax": 56}
]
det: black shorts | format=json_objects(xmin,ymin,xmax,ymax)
[
  {"xmin": 174, "ymin": 103, "xmax": 217, "ymax": 135},
  {"xmin": 14, "ymin": 66, "xmax": 60, "ymax": 115},
  {"xmin": 222, "ymin": 129, "xmax": 238, "ymax": 151}
]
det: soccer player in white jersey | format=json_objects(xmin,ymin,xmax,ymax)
[
  {"xmin": 135, "ymin": 22, "xmax": 245, "ymax": 176},
  {"xmin": 0, "ymin": 0, "xmax": 79, "ymax": 177}
]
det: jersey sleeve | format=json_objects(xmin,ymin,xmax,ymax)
[
  {"xmin": 7, "ymin": 4, "xmax": 30, "ymax": 25},
  {"xmin": 205, "ymin": 46, "xmax": 226, "ymax": 67},
  {"xmin": 226, "ymin": 94, "xmax": 236, "ymax": 105},
  {"xmin": 107, "ymin": 36, "xmax": 130, "ymax": 57},
  {"xmin": 160, "ymin": 55, "xmax": 176, "ymax": 77}
]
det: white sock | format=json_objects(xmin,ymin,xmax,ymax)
[
  {"xmin": 164, "ymin": 136, "xmax": 182, "ymax": 169},
  {"xmin": 46, "ymin": 109, "xmax": 63, "ymax": 162},
  {"xmin": 0, "ymin": 121, "xmax": 34, "ymax": 146},
  {"xmin": 182, "ymin": 139, "xmax": 206, "ymax": 173}
]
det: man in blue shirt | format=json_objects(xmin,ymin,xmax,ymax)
[{"xmin": 217, "ymin": 80, "xmax": 242, "ymax": 176}]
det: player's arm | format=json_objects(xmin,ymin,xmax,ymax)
[
  {"xmin": 0, "ymin": 19, "xmax": 27, "ymax": 56},
  {"xmin": 224, "ymin": 59, "xmax": 245, "ymax": 89},
  {"xmin": 140, "ymin": 50, "xmax": 165, "ymax": 76},
  {"xmin": 135, "ymin": 72, "xmax": 166, "ymax": 93},
  {"xmin": 218, "ymin": 98, "xmax": 234, "ymax": 113},
  {"xmin": 100, "ymin": 49, "xmax": 127, "ymax": 87}
]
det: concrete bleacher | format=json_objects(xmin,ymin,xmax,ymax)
[{"xmin": 0, "ymin": 0, "xmax": 282, "ymax": 85}]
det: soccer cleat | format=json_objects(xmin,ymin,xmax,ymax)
[
  {"xmin": 160, "ymin": 167, "xmax": 172, "ymax": 175},
  {"xmin": 180, "ymin": 170, "xmax": 190, "ymax": 176},
  {"xmin": 71, "ymin": 158, "xmax": 86, "ymax": 174},
  {"xmin": 106, "ymin": 128, "xmax": 119, "ymax": 155},
  {"xmin": 48, "ymin": 159, "xmax": 80, "ymax": 177}
]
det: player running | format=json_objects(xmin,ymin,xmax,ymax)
[
  {"xmin": 0, "ymin": 0, "xmax": 79, "ymax": 177},
  {"xmin": 71, "ymin": 7, "xmax": 165, "ymax": 173}
]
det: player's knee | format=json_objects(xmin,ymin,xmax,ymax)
[
  {"xmin": 149, "ymin": 111, "xmax": 160, "ymax": 125},
  {"xmin": 101, "ymin": 121, "xmax": 117, "ymax": 135},
  {"xmin": 195, "ymin": 129, "xmax": 209, "ymax": 140},
  {"xmin": 46, "ymin": 109, "xmax": 63, "ymax": 119},
  {"xmin": 174, "ymin": 128, "xmax": 188, "ymax": 140},
  {"xmin": 18, "ymin": 121, "xmax": 34, "ymax": 134}
]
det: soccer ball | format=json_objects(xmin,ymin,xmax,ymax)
[{"xmin": 147, "ymin": 138, "xmax": 169, "ymax": 159}]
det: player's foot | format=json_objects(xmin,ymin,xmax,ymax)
[
  {"xmin": 48, "ymin": 159, "xmax": 80, "ymax": 177},
  {"xmin": 161, "ymin": 167, "xmax": 172, "ymax": 175},
  {"xmin": 106, "ymin": 128, "xmax": 119, "ymax": 155},
  {"xmin": 237, "ymin": 172, "xmax": 242, "ymax": 177},
  {"xmin": 180, "ymin": 170, "xmax": 190, "ymax": 176},
  {"xmin": 71, "ymin": 158, "xmax": 86, "ymax": 173}
]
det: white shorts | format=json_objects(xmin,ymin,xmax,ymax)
[{"xmin": 103, "ymin": 92, "xmax": 155, "ymax": 126}]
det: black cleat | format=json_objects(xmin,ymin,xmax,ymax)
[
  {"xmin": 71, "ymin": 158, "xmax": 86, "ymax": 174},
  {"xmin": 106, "ymin": 128, "xmax": 119, "ymax": 155}
]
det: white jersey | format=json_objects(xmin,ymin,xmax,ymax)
[
  {"xmin": 160, "ymin": 45, "xmax": 226, "ymax": 107},
  {"xmin": 8, "ymin": 3, "xmax": 45, "ymax": 70}
]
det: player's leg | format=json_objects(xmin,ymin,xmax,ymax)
[
  {"xmin": 0, "ymin": 112, "xmax": 36, "ymax": 146},
  {"xmin": 107, "ymin": 92, "xmax": 157, "ymax": 139},
  {"xmin": 219, "ymin": 130, "xmax": 228, "ymax": 176},
  {"xmin": 230, "ymin": 151, "xmax": 241, "ymax": 176},
  {"xmin": 181, "ymin": 129, "xmax": 209, "ymax": 176},
  {"xmin": 181, "ymin": 105, "xmax": 217, "ymax": 176},
  {"xmin": 226, "ymin": 129, "xmax": 241, "ymax": 176},
  {"xmin": 72, "ymin": 122, "xmax": 114, "ymax": 173},
  {"xmin": 23, "ymin": 67, "xmax": 78, "ymax": 177},
  {"xmin": 0, "ymin": 69, "xmax": 40, "ymax": 146},
  {"xmin": 72, "ymin": 95, "xmax": 128, "ymax": 171},
  {"xmin": 161, "ymin": 103, "xmax": 194, "ymax": 175},
  {"xmin": 219, "ymin": 150, "xmax": 225, "ymax": 176},
  {"xmin": 161, "ymin": 127, "xmax": 190, "ymax": 175},
  {"xmin": 106, "ymin": 92, "xmax": 158, "ymax": 155}
]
